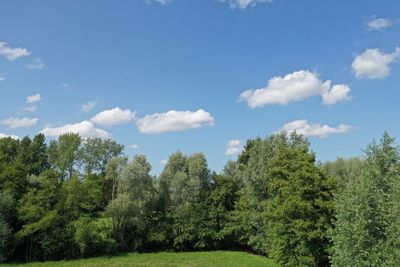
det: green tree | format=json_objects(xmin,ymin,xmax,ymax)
[
  {"xmin": 106, "ymin": 155, "xmax": 156, "ymax": 251},
  {"xmin": 159, "ymin": 152, "xmax": 212, "ymax": 250},
  {"xmin": 331, "ymin": 133, "xmax": 400, "ymax": 266},
  {"xmin": 16, "ymin": 170, "xmax": 69, "ymax": 261},
  {"xmin": 233, "ymin": 133, "xmax": 335, "ymax": 266},
  {"xmin": 322, "ymin": 157, "xmax": 363, "ymax": 190},
  {"xmin": 0, "ymin": 191, "xmax": 15, "ymax": 262},
  {"xmin": 79, "ymin": 138, "xmax": 124, "ymax": 175},
  {"xmin": 48, "ymin": 133, "xmax": 81, "ymax": 181}
]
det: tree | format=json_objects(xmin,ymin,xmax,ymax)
[
  {"xmin": 0, "ymin": 191, "xmax": 14, "ymax": 262},
  {"xmin": 322, "ymin": 157, "xmax": 363, "ymax": 190},
  {"xmin": 79, "ymin": 138, "xmax": 124, "ymax": 175},
  {"xmin": 159, "ymin": 152, "xmax": 212, "ymax": 250},
  {"xmin": 48, "ymin": 133, "xmax": 81, "ymax": 181},
  {"xmin": 233, "ymin": 133, "xmax": 335, "ymax": 266},
  {"xmin": 331, "ymin": 133, "xmax": 400, "ymax": 266},
  {"xmin": 207, "ymin": 163, "xmax": 242, "ymax": 249},
  {"xmin": 263, "ymin": 133, "xmax": 335, "ymax": 267},
  {"xmin": 106, "ymin": 155, "xmax": 156, "ymax": 251},
  {"xmin": 16, "ymin": 170, "xmax": 68, "ymax": 261}
]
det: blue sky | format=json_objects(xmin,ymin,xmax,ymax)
[{"xmin": 0, "ymin": 0, "xmax": 399, "ymax": 174}]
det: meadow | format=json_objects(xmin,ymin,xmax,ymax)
[{"xmin": 1, "ymin": 251, "xmax": 280, "ymax": 267}]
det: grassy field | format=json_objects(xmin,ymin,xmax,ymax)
[{"xmin": 2, "ymin": 251, "xmax": 280, "ymax": 267}]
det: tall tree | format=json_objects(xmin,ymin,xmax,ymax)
[
  {"xmin": 107, "ymin": 155, "xmax": 156, "ymax": 251},
  {"xmin": 233, "ymin": 133, "xmax": 335, "ymax": 266},
  {"xmin": 331, "ymin": 133, "xmax": 400, "ymax": 266},
  {"xmin": 48, "ymin": 133, "xmax": 81, "ymax": 181},
  {"xmin": 79, "ymin": 138, "xmax": 124, "ymax": 175}
]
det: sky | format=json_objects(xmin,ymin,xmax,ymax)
[{"xmin": 0, "ymin": 0, "xmax": 399, "ymax": 174}]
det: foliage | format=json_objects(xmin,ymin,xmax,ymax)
[
  {"xmin": 331, "ymin": 132, "xmax": 400, "ymax": 266},
  {"xmin": 1, "ymin": 132, "xmax": 400, "ymax": 266}
]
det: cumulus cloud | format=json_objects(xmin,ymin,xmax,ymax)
[
  {"xmin": 225, "ymin": 139, "xmax": 243, "ymax": 156},
  {"xmin": 25, "ymin": 57, "xmax": 45, "ymax": 70},
  {"xmin": 0, "ymin": 133, "xmax": 19, "ymax": 139},
  {"xmin": 26, "ymin": 93, "xmax": 41, "ymax": 104},
  {"xmin": 0, "ymin": 117, "xmax": 38, "ymax": 129},
  {"xmin": 279, "ymin": 120, "xmax": 353, "ymax": 138},
  {"xmin": 82, "ymin": 101, "xmax": 96, "ymax": 113},
  {"xmin": 41, "ymin": 121, "xmax": 110, "ymax": 139},
  {"xmin": 0, "ymin": 42, "xmax": 31, "ymax": 61},
  {"xmin": 321, "ymin": 84, "xmax": 351, "ymax": 106},
  {"xmin": 367, "ymin": 18, "xmax": 396, "ymax": 31},
  {"xmin": 352, "ymin": 48, "xmax": 400, "ymax": 79},
  {"xmin": 91, "ymin": 107, "xmax": 135, "ymax": 127},
  {"xmin": 239, "ymin": 70, "xmax": 351, "ymax": 108},
  {"xmin": 220, "ymin": 0, "xmax": 272, "ymax": 9},
  {"xmin": 0, "ymin": 73, "xmax": 6, "ymax": 81},
  {"xmin": 160, "ymin": 159, "xmax": 168, "ymax": 165},
  {"xmin": 137, "ymin": 109, "xmax": 215, "ymax": 134}
]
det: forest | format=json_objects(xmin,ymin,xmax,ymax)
[{"xmin": 0, "ymin": 131, "xmax": 399, "ymax": 267}]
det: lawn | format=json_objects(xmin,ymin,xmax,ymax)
[{"xmin": 2, "ymin": 251, "xmax": 280, "ymax": 267}]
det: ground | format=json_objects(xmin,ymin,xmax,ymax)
[{"xmin": 2, "ymin": 251, "xmax": 280, "ymax": 267}]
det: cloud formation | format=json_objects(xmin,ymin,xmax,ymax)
[
  {"xmin": 0, "ymin": 42, "xmax": 31, "ymax": 61},
  {"xmin": 26, "ymin": 93, "xmax": 41, "ymax": 104},
  {"xmin": 225, "ymin": 139, "xmax": 243, "ymax": 156},
  {"xmin": 239, "ymin": 70, "xmax": 351, "ymax": 108},
  {"xmin": 352, "ymin": 48, "xmax": 400, "ymax": 79},
  {"xmin": 25, "ymin": 57, "xmax": 45, "ymax": 70},
  {"xmin": 367, "ymin": 18, "xmax": 397, "ymax": 31},
  {"xmin": 91, "ymin": 107, "xmax": 135, "ymax": 127},
  {"xmin": 280, "ymin": 120, "xmax": 353, "ymax": 138},
  {"xmin": 0, "ymin": 73, "xmax": 6, "ymax": 82},
  {"xmin": 41, "ymin": 121, "xmax": 110, "ymax": 139},
  {"xmin": 137, "ymin": 109, "xmax": 215, "ymax": 134},
  {"xmin": 0, "ymin": 117, "xmax": 38, "ymax": 129}
]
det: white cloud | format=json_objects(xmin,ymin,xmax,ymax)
[
  {"xmin": 225, "ymin": 139, "xmax": 243, "ymax": 156},
  {"xmin": 0, "ymin": 133, "xmax": 19, "ymax": 139},
  {"xmin": 25, "ymin": 57, "xmax": 45, "ymax": 70},
  {"xmin": 26, "ymin": 93, "xmax": 41, "ymax": 104},
  {"xmin": 91, "ymin": 107, "xmax": 135, "ymax": 127},
  {"xmin": 239, "ymin": 70, "xmax": 351, "ymax": 108},
  {"xmin": 0, "ymin": 117, "xmax": 38, "ymax": 129},
  {"xmin": 0, "ymin": 42, "xmax": 31, "ymax": 61},
  {"xmin": 0, "ymin": 73, "xmax": 6, "ymax": 81},
  {"xmin": 352, "ymin": 48, "xmax": 400, "ymax": 79},
  {"xmin": 146, "ymin": 0, "xmax": 171, "ymax": 5},
  {"xmin": 160, "ymin": 159, "xmax": 168, "ymax": 165},
  {"xmin": 367, "ymin": 18, "xmax": 393, "ymax": 31},
  {"xmin": 130, "ymin": 144, "xmax": 139, "ymax": 150},
  {"xmin": 81, "ymin": 101, "xmax": 96, "ymax": 113},
  {"xmin": 321, "ymin": 84, "xmax": 351, "ymax": 106},
  {"xmin": 137, "ymin": 109, "xmax": 215, "ymax": 134},
  {"xmin": 41, "ymin": 121, "xmax": 110, "ymax": 139},
  {"xmin": 220, "ymin": 0, "xmax": 272, "ymax": 9},
  {"xmin": 279, "ymin": 120, "xmax": 353, "ymax": 138}
]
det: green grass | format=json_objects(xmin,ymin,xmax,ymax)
[{"xmin": 2, "ymin": 251, "xmax": 280, "ymax": 267}]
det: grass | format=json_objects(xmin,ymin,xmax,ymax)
[{"xmin": 2, "ymin": 251, "xmax": 280, "ymax": 267}]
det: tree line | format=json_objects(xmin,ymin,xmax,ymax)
[{"xmin": 0, "ymin": 132, "xmax": 399, "ymax": 266}]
